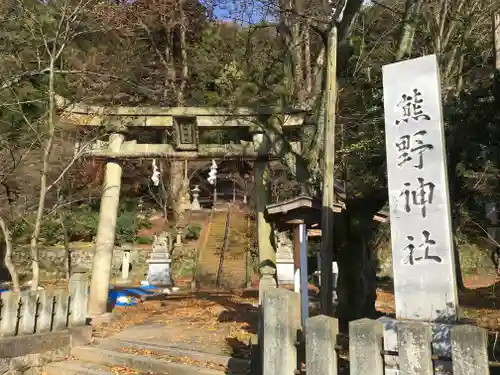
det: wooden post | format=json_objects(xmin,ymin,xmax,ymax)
[
  {"xmin": 495, "ymin": 13, "xmax": 500, "ymax": 71},
  {"xmin": 320, "ymin": 26, "xmax": 337, "ymax": 316},
  {"xmin": 293, "ymin": 225, "xmax": 300, "ymax": 293},
  {"xmin": 299, "ymin": 223, "xmax": 309, "ymax": 327}
]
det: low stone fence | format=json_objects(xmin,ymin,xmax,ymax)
[
  {"xmin": 263, "ymin": 288, "xmax": 490, "ymax": 375},
  {"xmin": 5, "ymin": 244, "xmax": 151, "ymax": 281},
  {"xmin": 0, "ymin": 272, "xmax": 91, "ymax": 374}
]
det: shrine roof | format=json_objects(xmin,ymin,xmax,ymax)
[{"xmin": 265, "ymin": 189, "xmax": 390, "ymax": 229}]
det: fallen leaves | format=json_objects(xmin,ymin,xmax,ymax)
[
  {"xmin": 109, "ymin": 366, "xmax": 141, "ymax": 375},
  {"xmin": 118, "ymin": 347, "xmax": 227, "ymax": 372},
  {"xmin": 376, "ymin": 276, "xmax": 500, "ymax": 333},
  {"xmin": 91, "ymin": 291, "xmax": 258, "ymax": 365}
]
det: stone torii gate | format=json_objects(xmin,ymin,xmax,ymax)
[{"xmin": 60, "ymin": 100, "xmax": 308, "ymax": 318}]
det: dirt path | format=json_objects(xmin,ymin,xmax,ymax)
[{"xmin": 92, "ymin": 290, "xmax": 259, "ymax": 359}]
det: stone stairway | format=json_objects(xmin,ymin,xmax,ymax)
[
  {"xmin": 44, "ymin": 336, "xmax": 251, "ymax": 375},
  {"xmin": 197, "ymin": 206, "xmax": 250, "ymax": 289}
]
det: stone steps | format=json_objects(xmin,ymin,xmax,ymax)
[
  {"xmin": 44, "ymin": 360, "xmax": 117, "ymax": 375},
  {"xmin": 44, "ymin": 342, "xmax": 230, "ymax": 375},
  {"xmin": 96, "ymin": 337, "xmax": 251, "ymax": 373},
  {"xmin": 198, "ymin": 209, "xmax": 250, "ymax": 287}
]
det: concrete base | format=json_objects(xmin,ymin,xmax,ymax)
[
  {"xmin": 146, "ymin": 262, "xmax": 172, "ymax": 287},
  {"xmin": 70, "ymin": 326, "xmax": 94, "ymax": 348},
  {"xmin": 276, "ymin": 262, "xmax": 294, "ymax": 286},
  {"xmin": 89, "ymin": 312, "xmax": 117, "ymax": 326}
]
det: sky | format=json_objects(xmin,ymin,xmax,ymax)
[
  {"xmin": 203, "ymin": 0, "xmax": 274, "ymax": 24},
  {"xmin": 207, "ymin": 0, "xmax": 374, "ymax": 25}
]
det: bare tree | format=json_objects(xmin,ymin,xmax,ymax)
[{"xmin": 0, "ymin": 0, "xmax": 114, "ymax": 289}]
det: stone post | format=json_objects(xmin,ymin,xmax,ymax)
[
  {"xmin": 0, "ymin": 292, "xmax": 20, "ymax": 337},
  {"xmin": 451, "ymin": 325, "xmax": 489, "ymax": 375},
  {"xmin": 263, "ymin": 288, "xmax": 301, "ymax": 375},
  {"xmin": 306, "ymin": 315, "xmax": 339, "ymax": 375},
  {"xmin": 146, "ymin": 231, "xmax": 172, "ymax": 287},
  {"xmin": 121, "ymin": 250, "xmax": 131, "ymax": 281},
  {"xmin": 176, "ymin": 229, "xmax": 182, "ymax": 246},
  {"xmin": 19, "ymin": 291, "xmax": 38, "ymax": 335},
  {"xmin": 275, "ymin": 231, "xmax": 294, "ymax": 287},
  {"xmin": 53, "ymin": 289, "xmax": 70, "ymax": 330},
  {"xmin": 36, "ymin": 291, "xmax": 54, "ymax": 333},
  {"xmin": 398, "ymin": 322, "xmax": 433, "ymax": 375},
  {"xmin": 191, "ymin": 185, "xmax": 201, "ymax": 211},
  {"xmin": 88, "ymin": 132, "xmax": 124, "ymax": 317},
  {"xmin": 349, "ymin": 319, "xmax": 384, "ymax": 375},
  {"xmin": 70, "ymin": 270, "xmax": 89, "ymax": 326}
]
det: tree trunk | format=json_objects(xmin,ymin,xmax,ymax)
[
  {"xmin": 320, "ymin": 27, "xmax": 337, "ymax": 316},
  {"xmin": 336, "ymin": 194, "xmax": 385, "ymax": 322},
  {"xmin": 395, "ymin": 0, "xmax": 423, "ymax": 61},
  {"xmin": 177, "ymin": 0, "xmax": 188, "ymax": 106},
  {"xmin": 495, "ymin": 13, "xmax": 500, "ymax": 72},
  {"xmin": 59, "ymin": 213, "xmax": 71, "ymax": 280},
  {"xmin": 292, "ymin": 0, "xmax": 304, "ymax": 104},
  {"xmin": 0, "ymin": 217, "xmax": 20, "ymax": 292},
  {"xmin": 304, "ymin": 22, "xmax": 312, "ymax": 96},
  {"xmin": 447, "ymin": 134, "xmax": 466, "ymax": 291},
  {"xmin": 30, "ymin": 58, "xmax": 57, "ymax": 291}
]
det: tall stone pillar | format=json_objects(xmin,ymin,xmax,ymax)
[
  {"xmin": 88, "ymin": 133, "xmax": 124, "ymax": 317},
  {"xmin": 253, "ymin": 132, "xmax": 277, "ymax": 303}
]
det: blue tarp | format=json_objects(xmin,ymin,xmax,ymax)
[
  {"xmin": 0, "ymin": 285, "xmax": 159, "ymax": 307},
  {"xmin": 91, "ymin": 284, "xmax": 160, "ymax": 307}
]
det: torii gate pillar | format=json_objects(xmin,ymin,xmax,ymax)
[
  {"xmin": 88, "ymin": 132, "xmax": 125, "ymax": 317},
  {"xmin": 253, "ymin": 132, "xmax": 277, "ymax": 303}
]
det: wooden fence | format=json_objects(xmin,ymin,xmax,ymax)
[
  {"xmin": 263, "ymin": 288, "xmax": 489, "ymax": 375},
  {"xmin": 0, "ymin": 272, "xmax": 88, "ymax": 337}
]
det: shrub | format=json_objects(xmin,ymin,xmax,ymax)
[
  {"xmin": 185, "ymin": 224, "xmax": 202, "ymax": 240},
  {"xmin": 11, "ymin": 200, "xmax": 152, "ymax": 246},
  {"xmin": 136, "ymin": 235, "xmax": 154, "ymax": 245}
]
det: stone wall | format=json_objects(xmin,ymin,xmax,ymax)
[
  {"xmin": 0, "ymin": 327, "xmax": 91, "ymax": 375},
  {"xmin": 3, "ymin": 244, "xmax": 152, "ymax": 282}
]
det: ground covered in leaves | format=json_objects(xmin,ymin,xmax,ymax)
[
  {"xmin": 87, "ymin": 274, "xmax": 500, "ymax": 375},
  {"xmin": 376, "ymin": 274, "xmax": 500, "ymax": 332},
  {"xmin": 92, "ymin": 290, "xmax": 259, "ymax": 360}
]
